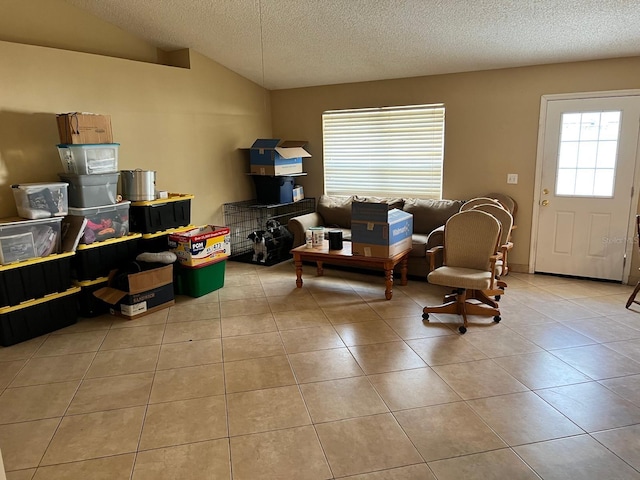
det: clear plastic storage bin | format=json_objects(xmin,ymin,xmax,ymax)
[
  {"xmin": 0, "ymin": 217, "xmax": 62, "ymax": 264},
  {"xmin": 57, "ymin": 143, "xmax": 119, "ymax": 175},
  {"xmin": 11, "ymin": 183, "xmax": 68, "ymax": 219},
  {"xmin": 58, "ymin": 172, "xmax": 119, "ymax": 208},
  {"xmin": 68, "ymin": 201, "xmax": 130, "ymax": 244}
]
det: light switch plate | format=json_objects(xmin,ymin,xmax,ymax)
[{"xmin": 507, "ymin": 173, "xmax": 518, "ymax": 184}]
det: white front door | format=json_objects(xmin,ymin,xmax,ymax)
[{"xmin": 534, "ymin": 95, "xmax": 640, "ymax": 281}]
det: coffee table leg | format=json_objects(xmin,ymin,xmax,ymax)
[
  {"xmin": 317, "ymin": 261, "xmax": 324, "ymax": 276},
  {"xmin": 294, "ymin": 256, "xmax": 303, "ymax": 288},
  {"xmin": 384, "ymin": 268, "xmax": 393, "ymax": 300},
  {"xmin": 400, "ymin": 256, "xmax": 408, "ymax": 286}
]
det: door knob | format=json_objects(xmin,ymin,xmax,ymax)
[{"xmin": 541, "ymin": 200, "xmax": 549, "ymax": 206}]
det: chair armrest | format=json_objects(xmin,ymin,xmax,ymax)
[
  {"xmin": 425, "ymin": 225, "xmax": 445, "ymax": 250},
  {"xmin": 488, "ymin": 253, "xmax": 503, "ymax": 288},
  {"xmin": 287, "ymin": 212, "xmax": 324, "ymax": 247},
  {"xmin": 499, "ymin": 242, "xmax": 514, "ymax": 275},
  {"xmin": 426, "ymin": 245, "xmax": 444, "ymax": 272}
]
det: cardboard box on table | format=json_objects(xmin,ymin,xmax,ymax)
[
  {"xmin": 93, "ymin": 264, "xmax": 174, "ymax": 320},
  {"xmin": 249, "ymin": 139, "xmax": 310, "ymax": 176},
  {"xmin": 56, "ymin": 113, "xmax": 113, "ymax": 144},
  {"xmin": 168, "ymin": 225, "xmax": 231, "ymax": 267},
  {"xmin": 351, "ymin": 202, "xmax": 413, "ymax": 258}
]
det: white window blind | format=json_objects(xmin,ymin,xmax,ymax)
[{"xmin": 322, "ymin": 104, "xmax": 445, "ymax": 199}]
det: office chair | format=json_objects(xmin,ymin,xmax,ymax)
[{"xmin": 423, "ymin": 210, "xmax": 502, "ymax": 334}]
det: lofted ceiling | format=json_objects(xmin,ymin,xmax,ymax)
[{"xmin": 64, "ymin": 0, "xmax": 640, "ymax": 90}]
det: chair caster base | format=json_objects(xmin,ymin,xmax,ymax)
[
  {"xmin": 494, "ymin": 316, "xmax": 501, "ymax": 323},
  {"xmin": 458, "ymin": 326, "xmax": 467, "ymax": 334},
  {"xmin": 422, "ymin": 313, "xmax": 429, "ymax": 321}
]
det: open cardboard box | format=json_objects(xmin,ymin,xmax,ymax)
[
  {"xmin": 93, "ymin": 264, "xmax": 174, "ymax": 319},
  {"xmin": 249, "ymin": 139, "xmax": 311, "ymax": 176}
]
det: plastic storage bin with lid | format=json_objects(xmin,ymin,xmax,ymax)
[
  {"xmin": 58, "ymin": 172, "xmax": 119, "ymax": 208},
  {"xmin": 0, "ymin": 217, "xmax": 62, "ymax": 265},
  {"xmin": 68, "ymin": 201, "xmax": 130, "ymax": 244},
  {"xmin": 11, "ymin": 182, "xmax": 68, "ymax": 219},
  {"xmin": 57, "ymin": 143, "xmax": 119, "ymax": 175}
]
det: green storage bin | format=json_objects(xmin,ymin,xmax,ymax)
[{"xmin": 175, "ymin": 258, "xmax": 226, "ymax": 297}]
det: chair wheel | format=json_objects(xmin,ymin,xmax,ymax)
[
  {"xmin": 495, "ymin": 295, "xmax": 501, "ymax": 301},
  {"xmin": 494, "ymin": 315, "xmax": 501, "ymax": 323},
  {"xmin": 422, "ymin": 313, "xmax": 429, "ymax": 321},
  {"xmin": 458, "ymin": 326, "xmax": 467, "ymax": 334}
]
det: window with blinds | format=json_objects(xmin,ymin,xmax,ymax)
[{"xmin": 322, "ymin": 104, "xmax": 445, "ymax": 199}]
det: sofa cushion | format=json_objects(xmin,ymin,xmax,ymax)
[
  {"xmin": 318, "ymin": 195, "xmax": 355, "ymax": 228},
  {"xmin": 403, "ymin": 199, "xmax": 464, "ymax": 234}
]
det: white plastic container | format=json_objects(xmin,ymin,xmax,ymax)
[
  {"xmin": 309, "ymin": 226, "xmax": 324, "ymax": 247},
  {"xmin": 57, "ymin": 143, "xmax": 119, "ymax": 175},
  {"xmin": 11, "ymin": 182, "xmax": 69, "ymax": 219}
]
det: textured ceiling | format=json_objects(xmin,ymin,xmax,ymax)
[{"xmin": 65, "ymin": 0, "xmax": 640, "ymax": 90}]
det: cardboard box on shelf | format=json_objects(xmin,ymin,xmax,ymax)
[
  {"xmin": 351, "ymin": 202, "xmax": 413, "ymax": 258},
  {"xmin": 168, "ymin": 225, "xmax": 231, "ymax": 266},
  {"xmin": 249, "ymin": 139, "xmax": 310, "ymax": 176},
  {"xmin": 56, "ymin": 113, "xmax": 113, "ymax": 144},
  {"xmin": 93, "ymin": 264, "xmax": 174, "ymax": 320}
]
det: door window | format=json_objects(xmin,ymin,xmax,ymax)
[{"xmin": 556, "ymin": 111, "xmax": 621, "ymax": 197}]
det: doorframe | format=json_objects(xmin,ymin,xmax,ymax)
[{"xmin": 529, "ymin": 89, "xmax": 640, "ymax": 282}]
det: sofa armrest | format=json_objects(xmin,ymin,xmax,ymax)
[{"xmin": 288, "ymin": 212, "xmax": 325, "ymax": 247}]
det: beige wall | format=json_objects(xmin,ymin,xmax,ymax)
[
  {"xmin": 271, "ymin": 57, "xmax": 640, "ymax": 272},
  {"xmin": 0, "ymin": 4, "xmax": 271, "ymax": 226},
  {"xmin": 1, "ymin": 0, "xmax": 159, "ymax": 64}
]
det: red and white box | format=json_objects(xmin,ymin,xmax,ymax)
[{"xmin": 168, "ymin": 225, "xmax": 231, "ymax": 267}]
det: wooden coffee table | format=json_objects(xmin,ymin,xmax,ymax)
[{"xmin": 290, "ymin": 240, "xmax": 411, "ymax": 300}]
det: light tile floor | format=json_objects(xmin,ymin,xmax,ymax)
[{"xmin": 1, "ymin": 260, "xmax": 640, "ymax": 479}]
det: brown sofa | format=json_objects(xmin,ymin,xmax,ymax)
[
  {"xmin": 288, "ymin": 193, "xmax": 517, "ymax": 278},
  {"xmin": 288, "ymin": 195, "xmax": 465, "ymax": 277}
]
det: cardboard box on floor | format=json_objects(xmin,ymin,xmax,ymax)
[
  {"xmin": 351, "ymin": 202, "xmax": 413, "ymax": 258},
  {"xmin": 56, "ymin": 113, "xmax": 113, "ymax": 144},
  {"xmin": 93, "ymin": 264, "xmax": 174, "ymax": 320}
]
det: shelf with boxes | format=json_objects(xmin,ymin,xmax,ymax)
[{"xmin": 248, "ymin": 139, "xmax": 309, "ymax": 205}]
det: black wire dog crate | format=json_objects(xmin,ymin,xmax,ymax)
[{"xmin": 223, "ymin": 198, "xmax": 315, "ymax": 264}]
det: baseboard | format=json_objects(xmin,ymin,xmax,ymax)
[{"xmin": 507, "ymin": 263, "xmax": 529, "ymax": 273}]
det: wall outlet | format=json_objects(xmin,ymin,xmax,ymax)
[{"xmin": 507, "ymin": 173, "xmax": 518, "ymax": 184}]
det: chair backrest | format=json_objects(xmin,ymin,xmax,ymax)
[
  {"xmin": 444, "ymin": 210, "xmax": 501, "ymax": 271},
  {"xmin": 485, "ymin": 192, "xmax": 517, "ymax": 217},
  {"xmin": 472, "ymin": 203, "xmax": 513, "ymax": 248},
  {"xmin": 460, "ymin": 197, "xmax": 503, "ymax": 212}
]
